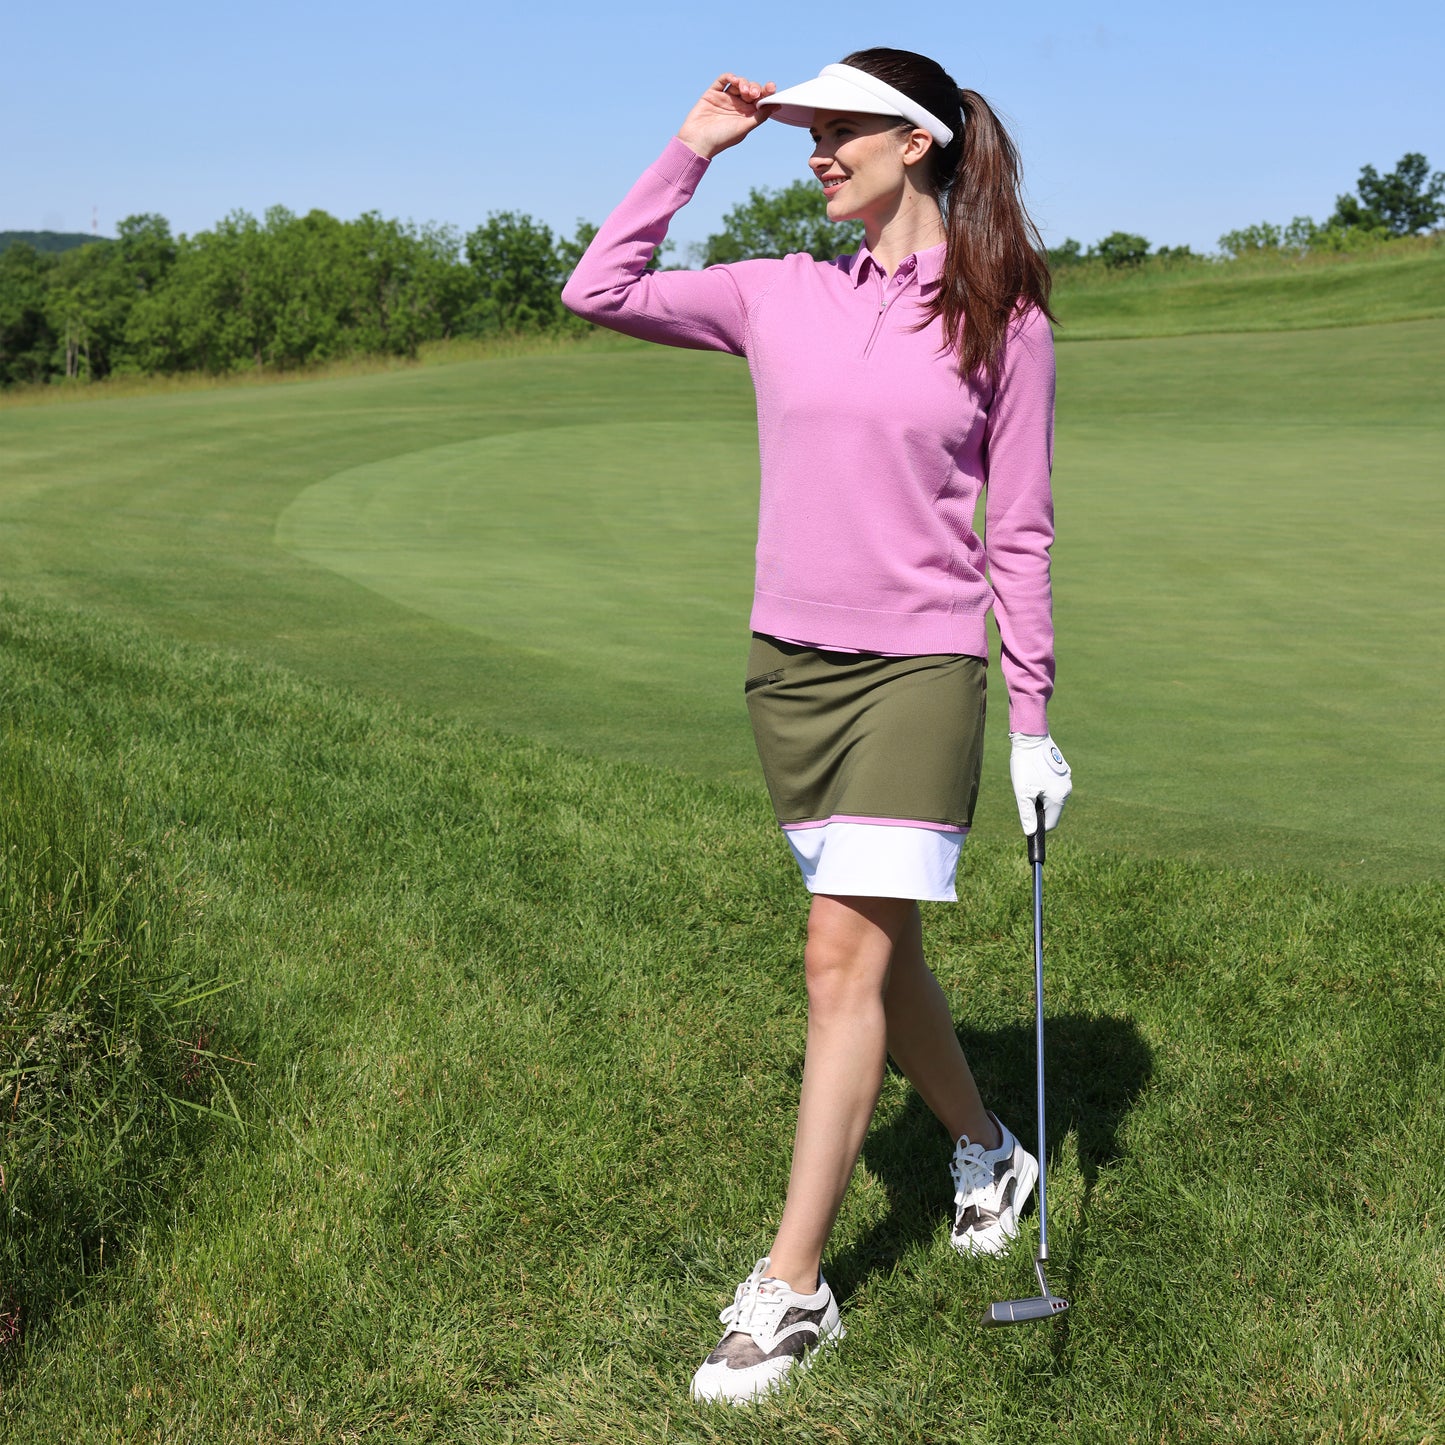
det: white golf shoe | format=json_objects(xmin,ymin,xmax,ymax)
[
  {"xmin": 950, "ymin": 1112, "xmax": 1038, "ymax": 1257},
  {"xmin": 690, "ymin": 1257, "xmax": 844, "ymax": 1404}
]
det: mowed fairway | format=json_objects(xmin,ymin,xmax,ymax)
[{"xmin": 5, "ymin": 319, "xmax": 1441, "ymax": 879}]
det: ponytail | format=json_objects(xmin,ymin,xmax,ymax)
[
  {"xmin": 937, "ymin": 90, "xmax": 1054, "ymax": 382},
  {"xmin": 840, "ymin": 50, "xmax": 1055, "ymax": 382}
]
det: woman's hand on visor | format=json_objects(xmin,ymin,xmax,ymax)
[{"xmin": 677, "ymin": 74, "xmax": 776, "ymax": 160}]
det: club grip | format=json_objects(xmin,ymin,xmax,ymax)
[{"xmin": 1027, "ymin": 797, "xmax": 1046, "ymax": 866}]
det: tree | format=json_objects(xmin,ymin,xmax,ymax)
[
  {"xmin": 1217, "ymin": 221, "xmax": 1283, "ymax": 257},
  {"xmin": 1089, "ymin": 231, "xmax": 1150, "ymax": 268},
  {"xmin": 342, "ymin": 214, "xmax": 471, "ymax": 355},
  {"xmin": 1048, "ymin": 238, "xmax": 1083, "ymax": 268},
  {"xmin": 115, "ymin": 214, "xmax": 177, "ymax": 295},
  {"xmin": 1328, "ymin": 193, "xmax": 1383, "ymax": 231},
  {"xmin": 554, "ymin": 219, "xmax": 599, "ymax": 278},
  {"xmin": 1281, "ymin": 216, "xmax": 1322, "ymax": 251},
  {"xmin": 123, "ymin": 210, "xmax": 281, "ymax": 374},
  {"xmin": 552, "ymin": 220, "xmax": 603, "ymax": 335},
  {"xmin": 1218, "ymin": 211, "xmax": 1395, "ymax": 260},
  {"xmin": 463, "ymin": 212, "xmax": 563, "ymax": 334},
  {"xmin": 1352, "ymin": 153, "xmax": 1444, "ymax": 236},
  {"xmin": 44, "ymin": 241, "xmax": 131, "ymax": 379},
  {"xmin": 36, "ymin": 217, "xmax": 182, "ymax": 381},
  {"xmin": 395, "ymin": 219, "xmax": 470, "ymax": 345},
  {"xmin": 0, "ymin": 243, "xmax": 58, "ymax": 384},
  {"xmin": 1329, "ymin": 153, "xmax": 1444, "ymax": 237},
  {"xmin": 701, "ymin": 181, "xmax": 864, "ymax": 266}
]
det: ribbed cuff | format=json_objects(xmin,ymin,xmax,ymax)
[
  {"xmin": 653, "ymin": 137, "xmax": 711, "ymax": 194},
  {"xmin": 1007, "ymin": 701, "xmax": 1049, "ymax": 735}
]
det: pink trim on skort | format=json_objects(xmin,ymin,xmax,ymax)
[{"xmin": 782, "ymin": 814, "xmax": 967, "ymax": 835}]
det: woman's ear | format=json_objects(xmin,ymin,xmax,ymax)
[{"xmin": 901, "ymin": 127, "xmax": 935, "ymax": 169}]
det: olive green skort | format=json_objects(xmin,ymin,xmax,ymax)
[{"xmin": 743, "ymin": 633, "xmax": 987, "ymax": 831}]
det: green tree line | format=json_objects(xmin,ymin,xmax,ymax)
[
  {"xmin": 1052, "ymin": 153, "xmax": 1443, "ymax": 269},
  {"xmin": 0, "ymin": 208, "xmax": 610, "ymax": 387},
  {"xmin": 3, "ymin": 153, "xmax": 1438, "ymax": 388},
  {"xmin": 1216, "ymin": 153, "xmax": 1444, "ymax": 259},
  {"xmin": 0, "ymin": 230, "xmax": 101, "ymax": 255}
]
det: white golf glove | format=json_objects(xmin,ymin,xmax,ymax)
[{"xmin": 1009, "ymin": 733, "xmax": 1072, "ymax": 835}]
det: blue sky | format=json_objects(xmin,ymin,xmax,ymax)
[{"xmin": 5, "ymin": 1, "xmax": 1442, "ymax": 258}]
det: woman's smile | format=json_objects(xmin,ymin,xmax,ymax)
[{"xmin": 807, "ymin": 110, "xmax": 920, "ymax": 235}]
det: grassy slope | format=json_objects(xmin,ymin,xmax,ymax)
[
  {"xmin": 1052, "ymin": 239, "xmax": 1445, "ymax": 338},
  {"xmin": 1, "ymin": 317, "xmax": 1442, "ymax": 880},
  {"xmin": 1, "ymin": 597, "xmax": 1441, "ymax": 1442}
]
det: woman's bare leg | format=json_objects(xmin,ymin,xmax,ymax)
[
  {"xmin": 765, "ymin": 894, "xmax": 910, "ymax": 1295},
  {"xmin": 882, "ymin": 903, "xmax": 1000, "ymax": 1149}
]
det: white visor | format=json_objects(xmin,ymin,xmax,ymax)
[{"xmin": 757, "ymin": 63, "xmax": 955, "ymax": 148}]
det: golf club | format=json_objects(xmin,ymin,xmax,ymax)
[{"xmin": 981, "ymin": 796, "xmax": 1070, "ymax": 1327}]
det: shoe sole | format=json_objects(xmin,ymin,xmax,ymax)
[{"xmin": 690, "ymin": 1322, "xmax": 846, "ymax": 1405}]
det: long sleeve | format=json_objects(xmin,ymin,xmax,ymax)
[
  {"xmin": 561, "ymin": 139, "xmax": 771, "ymax": 356},
  {"xmin": 981, "ymin": 305, "xmax": 1057, "ymax": 735}
]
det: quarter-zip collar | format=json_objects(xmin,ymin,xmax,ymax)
[
  {"xmin": 858, "ymin": 240, "xmax": 945, "ymax": 359},
  {"xmin": 850, "ymin": 240, "xmax": 946, "ymax": 289}
]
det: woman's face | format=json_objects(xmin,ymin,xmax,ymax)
[{"xmin": 807, "ymin": 110, "xmax": 926, "ymax": 230}]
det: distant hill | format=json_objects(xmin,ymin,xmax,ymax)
[
  {"xmin": 0, "ymin": 230, "xmax": 113, "ymax": 255},
  {"xmin": 1053, "ymin": 236, "xmax": 1445, "ymax": 339}
]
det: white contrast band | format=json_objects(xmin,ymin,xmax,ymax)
[{"xmin": 819, "ymin": 64, "xmax": 955, "ymax": 147}]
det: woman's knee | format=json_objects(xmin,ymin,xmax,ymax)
[{"xmin": 803, "ymin": 896, "xmax": 910, "ymax": 1006}]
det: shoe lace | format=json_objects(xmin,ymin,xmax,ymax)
[
  {"xmin": 718, "ymin": 1259, "xmax": 789, "ymax": 1335},
  {"xmin": 951, "ymin": 1140, "xmax": 992, "ymax": 1199}
]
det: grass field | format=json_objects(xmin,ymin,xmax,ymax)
[
  {"xmin": 0, "ymin": 599, "xmax": 1441, "ymax": 1442},
  {"xmin": 2, "ymin": 262, "xmax": 1444, "ymax": 1439}
]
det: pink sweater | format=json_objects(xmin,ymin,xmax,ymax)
[{"xmin": 561, "ymin": 138, "xmax": 1057, "ymax": 734}]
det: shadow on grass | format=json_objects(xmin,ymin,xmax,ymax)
[{"xmin": 831, "ymin": 1013, "xmax": 1153, "ymax": 1315}]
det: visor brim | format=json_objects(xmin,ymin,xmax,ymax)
[{"xmin": 757, "ymin": 74, "xmax": 908, "ymax": 129}]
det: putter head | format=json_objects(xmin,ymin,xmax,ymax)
[
  {"xmin": 980, "ymin": 1294, "xmax": 1070, "ymax": 1327},
  {"xmin": 981, "ymin": 1256, "xmax": 1069, "ymax": 1327}
]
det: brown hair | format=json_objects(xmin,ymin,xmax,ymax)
[{"xmin": 840, "ymin": 48, "xmax": 1055, "ymax": 381}]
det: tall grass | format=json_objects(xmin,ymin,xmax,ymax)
[
  {"xmin": 0, "ymin": 328, "xmax": 642, "ymax": 411},
  {"xmin": 0, "ymin": 731, "xmax": 239, "ymax": 1358}
]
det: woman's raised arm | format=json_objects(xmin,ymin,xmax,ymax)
[{"xmin": 560, "ymin": 73, "xmax": 780, "ymax": 356}]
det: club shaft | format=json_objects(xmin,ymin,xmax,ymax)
[
  {"xmin": 978, "ymin": 818, "xmax": 1070, "ymax": 1329},
  {"xmin": 1033, "ymin": 855, "xmax": 1050, "ymax": 1262}
]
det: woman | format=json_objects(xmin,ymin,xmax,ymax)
[{"xmin": 561, "ymin": 48, "xmax": 1072, "ymax": 1405}]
